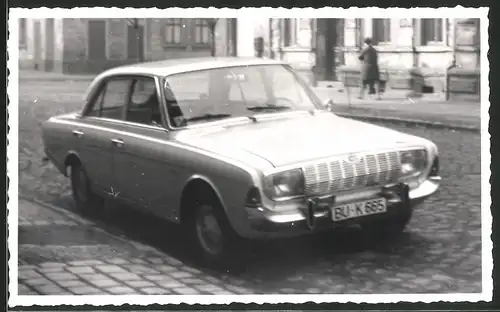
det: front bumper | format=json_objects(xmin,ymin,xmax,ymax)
[{"xmin": 239, "ymin": 176, "xmax": 441, "ymax": 239}]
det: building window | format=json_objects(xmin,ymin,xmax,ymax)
[
  {"xmin": 283, "ymin": 18, "xmax": 297, "ymax": 47},
  {"xmin": 194, "ymin": 19, "xmax": 210, "ymax": 44},
  {"xmin": 421, "ymin": 18, "xmax": 444, "ymax": 45},
  {"xmin": 164, "ymin": 18, "xmax": 182, "ymax": 44},
  {"xmin": 372, "ymin": 19, "xmax": 391, "ymax": 44},
  {"xmin": 19, "ymin": 18, "xmax": 26, "ymax": 49}
]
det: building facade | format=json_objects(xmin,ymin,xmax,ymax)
[
  {"xmin": 269, "ymin": 18, "xmax": 481, "ymax": 98},
  {"xmin": 18, "ymin": 18, "xmax": 238, "ymax": 74}
]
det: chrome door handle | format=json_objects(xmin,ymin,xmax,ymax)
[
  {"xmin": 111, "ymin": 139, "xmax": 125, "ymax": 147},
  {"xmin": 72, "ymin": 130, "xmax": 84, "ymax": 137}
]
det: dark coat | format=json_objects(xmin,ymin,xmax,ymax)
[{"xmin": 358, "ymin": 45, "xmax": 380, "ymax": 82}]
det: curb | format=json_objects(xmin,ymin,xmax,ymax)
[
  {"xmin": 18, "ymin": 193, "xmax": 94, "ymax": 226},
  {"xmin": 18, "ymin": 193, "xmax": 169, "ymax": 254},
  {"xmin": 334, "ymin": 112, "xmax": 480, "ymax": 132}
]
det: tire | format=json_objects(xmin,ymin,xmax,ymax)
[
  {"xmin": 360, "ymin": 207, "xmax": 413, "ymax": 241},
  {"xmin": 70, "ymin": 162, "xmax": 102, "ymax": 216},
  {"xmin": 185, "ymin": 192, "xmax": 243, "ymax": 269}
]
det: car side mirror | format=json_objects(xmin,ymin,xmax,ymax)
[{"xmin": 323, "ymin": 99, "xmax": 334, "ymax": 112}]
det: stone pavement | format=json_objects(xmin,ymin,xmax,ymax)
[{"xmin": 17, "ymin": 199, "xmax": 254, "ymax": 295}]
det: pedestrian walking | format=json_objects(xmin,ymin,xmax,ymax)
[{"xmin": 358, "ymin": 37, "xmax": 381, "ymax": 100}]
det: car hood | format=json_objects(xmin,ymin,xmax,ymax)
[{"xmin": 174, "ymin": 112, "xmax": 430, "ymax": 168}]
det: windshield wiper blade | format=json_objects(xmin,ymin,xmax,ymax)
[
  {"xmin": 246, "ymin": 105, "xmax": 291, "ymax": 112},
  {"xmin": 186, "ymin": 113, "xmax": 232, "ymax": 122}
]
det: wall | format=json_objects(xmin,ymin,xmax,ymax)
[
  {"xmin": 18, "ymin": 18, "xmax": 64, "ymax": 72},
  {"xmin": 21, "ymin": 18, "xmax": 232, "ymax": 74},
  {"xmin": 271, "ymin": 18, "xmax": 480, "ymax": 97},
  {"xmin": 61, "ymin": 19, "xmax": 90, "ymax": 73}
]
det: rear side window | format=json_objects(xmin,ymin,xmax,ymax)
[
  {"xmin": 85, "ymin": 78, "xmax": 131, "ymax": 120},
  {"xmin": 126, "ymin": 77, "xmax": 163, "ymax": 126}
]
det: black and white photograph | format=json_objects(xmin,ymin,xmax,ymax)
[{"xmin": 7, "ymin": 7, "xmax": 490, "ymax": 307}]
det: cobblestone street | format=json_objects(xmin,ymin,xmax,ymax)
[{"xmin": 16, "ymin": 79, "xmax": 484, "ymax": 295}]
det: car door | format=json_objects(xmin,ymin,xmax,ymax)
[
  {"xmin": 76, "ymin": 76, "xmax": 132, "ymax": 196},
  {"xmin": 110, "ymin": 75, "xmax": 179, "ymax": 219}
]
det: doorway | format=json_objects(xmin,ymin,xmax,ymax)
[
  {"xmin": 33, "ymin": 21, "xmax": 41, "ymax": 70},
  {"xmin": 45, "ymin": 19, "xmax": 55, "ymax": 72},
  {"xmin": 88, "ymin": 20, "xmax": 106, "ymax": 60},
  {"xmin": 314, "ymin": 18, "xmax": 344, "ymax": 81},
  {"xmin": 127, "ymin": 24, "xmax": 144, "ymax": 62}
]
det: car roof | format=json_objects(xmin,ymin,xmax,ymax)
[
  {"xmin": 100, "ymin": 56, "xmax": 289, "ymax": 77},
  {"xmin": 84, "ymin": 57, "xmax": 290, "ymax": 100}
]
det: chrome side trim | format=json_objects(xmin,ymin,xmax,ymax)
[
  {"xmin": 82, "ymin": 116, "xmax": 168, "ymax": 132},
  {"xmin": 50, "ymin": 118, "xmax": 263, "ymax": 185}
]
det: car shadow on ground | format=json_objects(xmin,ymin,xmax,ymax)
[{"xmin": 50, "ymin": 194, "xmax": 436, "ymax": 283}]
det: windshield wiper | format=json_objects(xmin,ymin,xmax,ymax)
[
  {"xmin": 246, "ymin": 105, "xmax": 291, "ymax": 112},
  {"xmin": 185, "ymin": 113, "xmax": 232, "ymax": 122}
]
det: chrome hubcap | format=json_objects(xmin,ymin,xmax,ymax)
[{"xmin": 195, "ymin": 205, "xmax": 223, "ymax": 256}]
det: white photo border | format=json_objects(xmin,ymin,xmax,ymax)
[{"xmin": 7, "ymin": 6, "xmax": 492, "ymax": 307}]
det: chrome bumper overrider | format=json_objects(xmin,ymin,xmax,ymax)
[{"xmin": 242, "ymin": 176, "xmax": 441, "ymax": 238}]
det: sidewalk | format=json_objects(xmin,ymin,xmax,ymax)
[
  {"xmin": 19, "ymin": 70, "xmax": 94, "ymax": 82},
  {"xmin": 18, "ymin": 70, "xmax": 483, "ymax": 131},
  {"xmin": 313, "ymin": 86, "xmax": 482, "ymax": 131},
  {"xmin": 17, "ymin": 197, "xmax": 254, "ymax": 295}
]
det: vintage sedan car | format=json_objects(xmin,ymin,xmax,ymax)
[{"xmin": 42, "ymin": 57, "xmax": 441, "ymax": 265}]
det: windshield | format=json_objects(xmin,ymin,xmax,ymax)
[{"xmin": 162, "ymin": 64, "xmax": 322, "ymax": 127}]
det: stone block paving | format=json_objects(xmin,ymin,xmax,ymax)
[
  {"xmin": 19, "ymin": 258, "xmax": 254, "ymax": 295},
  {"xmin": 19, "ymin": 200, "xmax": 80, "ymax": 227},
  {"xmin": 222, "ymin": 122, "xmax": 483, "ymax": 294}
]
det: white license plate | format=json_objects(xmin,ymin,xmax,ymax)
[{"xmin": 331, "ymin": 198, "xmax": 387, "ymax": 222}]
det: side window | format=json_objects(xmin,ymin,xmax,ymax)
[
  {"xmin": 101, "ymin": 79, "xmax": 130, "ymax": 120},
  {"xmin": 85, "ymin": 87, "xmax": 105, "ymax": 117},
  {"xmin": 126, "ymin": 77, "xmax": 163, "ymax": 126},
  {"xmin": 130, "ymin": 78, "xmax": 157, "ymax": 107},
  {"xmin": 85, "ymin": 78, "xmax": 131, "ymax": 120}
]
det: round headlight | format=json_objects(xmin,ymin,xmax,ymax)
[
  {"xmin": 264, "ymin": 169, "xmax": 305, "ymax": 199},
  {"xmin": 401, "ymin": 151, "xmax": 414, "ymax": 164},
  {"xmin": 400, "ymin": 149, "xmax": 428, "ymax": 178}
]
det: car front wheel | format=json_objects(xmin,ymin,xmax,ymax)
[
  {"xmin": 187, "ymin": 194, "xmax": 242, "ymax": 268},
  {"xmin": 70, "ymin": 162, "xmax": 102, "ymax": 215}
]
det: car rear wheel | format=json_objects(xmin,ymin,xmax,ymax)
[
  {"xmin": 360, "ymin": 207, "xmax": 413, "ymax": 241},
  {"xmin": 187, "ymin": 193, "xmax": 242, "ymax": 268},
  {"xmin": 70, "ymin": 162, "xmax": 102, "ymax": 215}
]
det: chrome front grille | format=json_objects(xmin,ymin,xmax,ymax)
[{"xmin": 302, "ymin": 151, "xmax": 401, "ymax": 195}]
